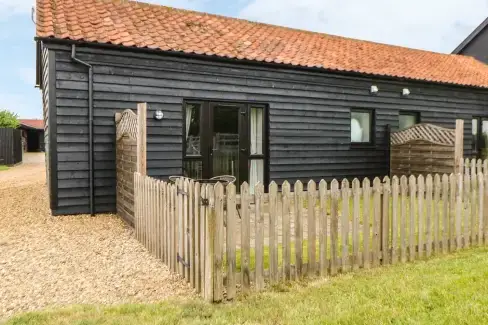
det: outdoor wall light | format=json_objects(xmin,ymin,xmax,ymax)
[
  {"xmin": 370, "ymin": 85, "xmax": 379, "ymax": 94},
  {"xmin": 154, "ymin": 110, "xmax": 164, "ymax": 120},
  {"xmin": 402, "ymin": 88, "xmax": 411, "ymax": 96}
]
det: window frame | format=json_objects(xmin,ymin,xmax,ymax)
[
  {"xmin": 472, "ymin": 116, "xmax": 488, "ymax": 159},
  {"xmin": 248, "ymin": 104, "xmax": 267, "ymax": 161},
  {"xmin": 472, "ymin": 117, "xmax": 480, "ymax": 156},
  {"xmin": 398, "ymin": 111, "xmax": 420, "ymax": 131},
  {"xmin": 182, "ymin": 100, "xmax": 205, "ymax": 179},
  {"xmin": 182, "ymin": 100, "xmax": 204, "ymax": 160},
  {"xmin": 350, "ymin": 108, "xmax": 375, "ymax": 147}
]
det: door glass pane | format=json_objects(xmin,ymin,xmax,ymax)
[
  {"xmin": 481, "ymin": 120, "xmax": 488, "ymax": 159},
  {"xmin": 473, "ymin": 118, "xmax": 479, "ymax": 154},
  {"xmin": 399, "ymin": 114, "xmax": 417, "ymax": 130},
  {"xmin": 213, "ymin": 105, "xmax": 240, "ymax": 185},
  {"xmin": 183, "ymin": 160, "xmax": 202, "ymax": 179},
  {"xmin": 185, "ymin": 103, "xmax": 201, "ymax": 156},
  {"xmin": 249, "ymin": 159, "xmax": 264, "ymax": 193},
  {"xmin": 250, "ymin": 107, "xmax": 263, "ymax": 155}
]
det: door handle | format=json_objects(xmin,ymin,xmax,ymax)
[{"xmin": 240, "ymin": 148, "xmax": 247, "ymax": 153}]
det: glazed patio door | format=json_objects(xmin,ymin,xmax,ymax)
[
  {"xmin": 183, "ymin": 101, "xmax": 266, "ymax": 188},
  {"xmin": 208, "ymin": 102, "xmax": 247, "ymax": 185}
]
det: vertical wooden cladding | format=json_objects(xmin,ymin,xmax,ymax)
[
  {"xmin": 0, "ymin": 129, "xmax": 22, "ymax": 165},
  {"xmin": 45, "ymin": 43, "xmax": 488, "ymax": 215}
]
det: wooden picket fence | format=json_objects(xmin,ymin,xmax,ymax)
[{"xmin": 133, "ymin": 159, "xmax": 488, "ymax": 302}]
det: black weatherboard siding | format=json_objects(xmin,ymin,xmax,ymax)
[{"xmin": 43, "ymin": 42, "xmax": 488, "ymax": 215}]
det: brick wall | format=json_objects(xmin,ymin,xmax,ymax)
[{"xmin": 116, "ymin": 136, "xmax": 137, "ymax": 226}]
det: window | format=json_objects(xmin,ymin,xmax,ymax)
[
  {"xmin": 473, "ymin": 118, "xmax": 479, "ymax": 154},
  {"xmin": 399, "ymin": 112, "xmax": 420, "ymax": 130},
  {"xmin": 183, "ymin": 102, "xmax": 203, "ymax": 179},
  {"xmin": 473, "ymin": 117, "xmax": 488, "ymax": 159},
  {"xmin": 351, "ymin": 109, "xmax": 373, "ymax": 144},
  {"xmin": 249, "ymin": 106, "xmax": 265, "ymax": 191}
]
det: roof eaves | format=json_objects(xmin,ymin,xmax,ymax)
[{"xmin": 36, "ymin": 36, "xmax": 488, "ymax": 90}]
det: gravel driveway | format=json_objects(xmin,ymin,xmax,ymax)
[{"xmin": 0, "ymin": 153, "xmax": 193, "ymax": 320}]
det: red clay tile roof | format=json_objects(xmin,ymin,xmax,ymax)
[
  {"xmin": 20, "ymin": 119, "xmax": 44, "ymax": 130},
  {"xmin": 36, "ymin": 0, "xmax": 488, "ymax": 88}
]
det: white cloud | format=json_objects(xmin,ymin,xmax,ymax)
[
  {"xmin": 239, "ymin": 0, "xmax": 488, "ymax": 53},
  {"xmin": 0, "ymin": 0, "xmax": 34, "ymax": 18}
]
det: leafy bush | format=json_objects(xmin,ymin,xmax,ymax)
[{"xmin": 0, "ymin": 109, "xmax": 20, "ymax": 128}]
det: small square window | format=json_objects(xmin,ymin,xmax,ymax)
[
  {"xmin": 399, "ymin": 112, "xmax": 420, "ymax": 131},
  {"xmin": 351, "ymin": 109, "xmax": 373, "ymax": 144}
]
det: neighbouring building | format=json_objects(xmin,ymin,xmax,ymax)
[
  {"xmin": 19, "ymin": 119, "xmax": 45, "ymax": 152},
  {"xmin": 452, "ymin": 17, "xmax": 488, "ymax": 160},
  {"xmin": 35, "ymin": 0, "xmax": 488, "ymax": 215},
  {"xmin": 453, "ymin": 17, "xmax": 488, "ymax": 64}
]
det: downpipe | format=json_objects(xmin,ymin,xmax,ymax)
[{"xmin": 71, "ymin": 45, "xmax": 95, "ymax": 216}]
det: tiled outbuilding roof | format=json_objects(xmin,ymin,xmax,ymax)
[
  {"xmin": 36, "ymin": 0, "xmax": 488, "ymax": 88},
  {"xmin": 19, "ymin": 119, "xmax": 44, "ymax": 130}
]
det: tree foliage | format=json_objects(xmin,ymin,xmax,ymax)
[{"xmin": 0, "ymin": 109, "xmax": 20, "ymax": 128}]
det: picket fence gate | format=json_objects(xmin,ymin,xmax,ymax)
[{"xmin": 134, "ymin": 158, "xmax": 488, "ymax": 302}]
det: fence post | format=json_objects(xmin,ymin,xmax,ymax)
[
  {"xmin": 382, "ymin": 176, "xmax": 391, "ymax": 265},
  {"xmin": 372, "ymin": 178, "xmax": 381, "ymax": 267},
  {"xmin": 341, "ymin": 179, "xmax": 350, "ymax": 272},
  {"xmin": 319, "ymin": 180, "xmax": 328, "ymax": 276},
  {"xmin": 408, "ymin": 175, "xmax": 416, "ymax": 262},
  {"xmin": 255, "ymin": 183, "xmax": 265, "ymax": 290},
  {"xmin": 294, "ymin": 181, "xmax": 304, "ymax": 278},
  {"xmin": 308, "ymin": 180, "xmax": 317, "ymax": 276},
  {"xmin": 204, "ymin": 184, "xmax": 215, "ymax": 302},
  {"xmin": 177, "ymin": 179, "xmax": 184, "ymax": 277},
  {"xmin": 330, "ymin": 179, "xmax": 340, "ymax": 275},
  {"xmin": 362, "ymin": 178, "xmax": 372, "ymax": 268},
  {"xmin": 352, "ymin": 179, "xmax": 360, "ymax": 270},
  {"xmin": 479, "ymin": 172, "xmax": 485, "ymax": 246},
  {"xmin": 213, "ymin": 183, "xmax": 224, "ymax": 301},
  {"xmin": 226, "ymin": 183, "xmax": 237, "ymax": 299},
  {"xmin": 417, "ymin": 175, "xmax": 425, "ymax": 259},
  {"xmin": 454, "ymin": 119, "xmax": 464, "ymax": 175},
  {"xmin": 269, "ymin": 182, "xmax": 279, "ymax": 283},
  {"xmin": 282, "ymin": 181, "xmax": 291, "ymax": 280},
  {"xmin": 136, "ymin": 103, "xmax": 147, "ymax": 176}
]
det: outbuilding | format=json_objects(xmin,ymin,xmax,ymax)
[
  {"xmin": 19, "ymin": 119, "xmax": 45, "ymax": 152},
  {"xmin": 35, "ymin": 0, "xmax": 488, "ymax": 215}
]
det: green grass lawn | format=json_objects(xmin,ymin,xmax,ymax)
[
  {"xmin": 0, "ymin": 165, "xmax": 8, "ymax": 171},
  {"xmin": 7, "ymin": 247, "xmax": 488, "ymax": 325}
]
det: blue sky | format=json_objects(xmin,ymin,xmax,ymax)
[{"xmin": 0, "ymin": 0, "xmax": 487, "ymax": 119}]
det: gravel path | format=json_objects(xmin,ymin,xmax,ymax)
[{"xmin": 0, "ymin": 154, "xmax": 193, "ymax": 320}]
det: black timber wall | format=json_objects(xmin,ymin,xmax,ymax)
[
  {"xmin": 45, "ymin": 43, "xmax": 488, "ymax": 215},
  {"xmin": 457, "ymin": 26, "xmax": 488, "ymax": 64},
  {"xmin": 40, "ymin": 44, "xmax": 57, "ymax": 210},
  {"xmin": 0, "ymin": 128, "xmax": 22, "ymax": 165}
]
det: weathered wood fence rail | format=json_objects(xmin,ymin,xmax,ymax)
[{"xmin": 134, "ymin": 158, "xmax": 488, "ymax": 302}]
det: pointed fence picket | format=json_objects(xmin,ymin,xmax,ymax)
[{"xmin": 132, "ymin": 161, "xmax": 488, "ymax": 303}]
